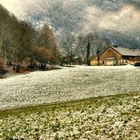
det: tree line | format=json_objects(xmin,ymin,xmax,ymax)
[
  {"xmin": 59, "ymin": 30, "xmax": 111, "ymax": 66},
  {"xmin": 0, "ymin": 4, "xmax": 60, "ymax": 72}
]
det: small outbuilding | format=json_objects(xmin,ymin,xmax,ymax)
[{"xmin": 90, "ymin": 45, "xmax": 140, "ymax": 66}]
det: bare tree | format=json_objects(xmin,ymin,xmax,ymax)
[{"xmin": 61, "ymin": 32, "xmax": 76, "ymax": 66}]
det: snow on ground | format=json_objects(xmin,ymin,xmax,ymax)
[
  {"xmin": 1, "ymin": 94, "xmax": 140, "ymax": 139},
  {"xmin": 0, "ymin": 65, "xmax": 140, "ymax": 110}
]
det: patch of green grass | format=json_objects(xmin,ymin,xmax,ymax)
[
  {"xmin": 0, "ymin": 92, "xmax": 140, "ymax": 139},
  {"xmin": 0, "ymin": 92, "xmax": 139, "ymax": 118}
]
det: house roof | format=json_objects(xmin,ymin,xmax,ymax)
[
  {"xmin": 133, "ymin": 49, "xmax": 140, "ymax": 56},
  {"xmin": 89, "ymin": 45, "xmax": 140, "ymax": 61},
  {"xmin": 111, "ymin": 46, "xmax": 140, "ymax": 56}
]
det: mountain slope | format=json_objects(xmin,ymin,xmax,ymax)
[
  {"xmin": 18, "ymin": 0, "xmax": 140, "ymax": 49},
  {"xmin": 1, "ymin": 0, "xmax": 140, "ymax": 51}
]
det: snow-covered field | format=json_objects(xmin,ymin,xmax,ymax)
[
  {"xmin": 0, "ymin": 93, "xmax": 140, "ymax": 139},
  {"xmin": 0, "ymin": 65, "xmax": 140, "ymax": 110}
]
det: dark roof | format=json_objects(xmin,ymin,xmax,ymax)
[{"xmin": 111, "ymin": 46, "xmax": 140, "ymax": 56}]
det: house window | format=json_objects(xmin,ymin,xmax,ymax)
[{"xmin": 123, "ymin": 56, "xmax": 129, "ymax": 60}]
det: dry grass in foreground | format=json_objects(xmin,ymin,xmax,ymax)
[{"xmin": 0, "ymin": 92, "xmax": 140, "ymax": 140}]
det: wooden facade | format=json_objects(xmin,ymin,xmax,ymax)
[{"xmin": 90, "ymin": 46, "xmax": 140, "ymax": 66}]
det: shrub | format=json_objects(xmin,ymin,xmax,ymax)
[
  {"xmin": 134, "ymin": 62, "xmax": 140, "ymax": 66},
  {"xmin": 0, "ymin": 68, "xmax": 7, "ymax": 75}
]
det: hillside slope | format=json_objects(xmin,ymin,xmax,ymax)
[{"xmin": 0, "ymin": 66, "xmax": 140, "ymax": 110}]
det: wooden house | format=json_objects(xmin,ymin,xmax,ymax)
[{"xmin": 90, "ymin": 45, "xmax": 140, "ymax": 66}]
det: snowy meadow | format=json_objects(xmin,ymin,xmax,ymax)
[
  {"xmin": 0, "ymin": 65, "xmax": 140, "ymax": 110},
  {"xmin": 0, "ymin": 65, "xmax": 140, "ymax": 139}
]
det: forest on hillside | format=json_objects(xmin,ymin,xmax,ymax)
[
  {"xmin": 0, "ymin": 4, "xmax": 60, "ymax": 72},
  {"xmin": 0, "ymin": 1, "xmax": 116, "ymax": 71}
]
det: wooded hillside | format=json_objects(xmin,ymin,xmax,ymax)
[{"xmin": 0, "ymin": 4, "xmax": 60, "ymax": 71}]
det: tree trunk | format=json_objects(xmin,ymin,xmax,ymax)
[
  {"xmin": 97, "ymin": 48, "xmax": 100, "ymax": 66},
  {"xmin": 86, "ymin": 42, "xmax": 90, "ymax": 66}
]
